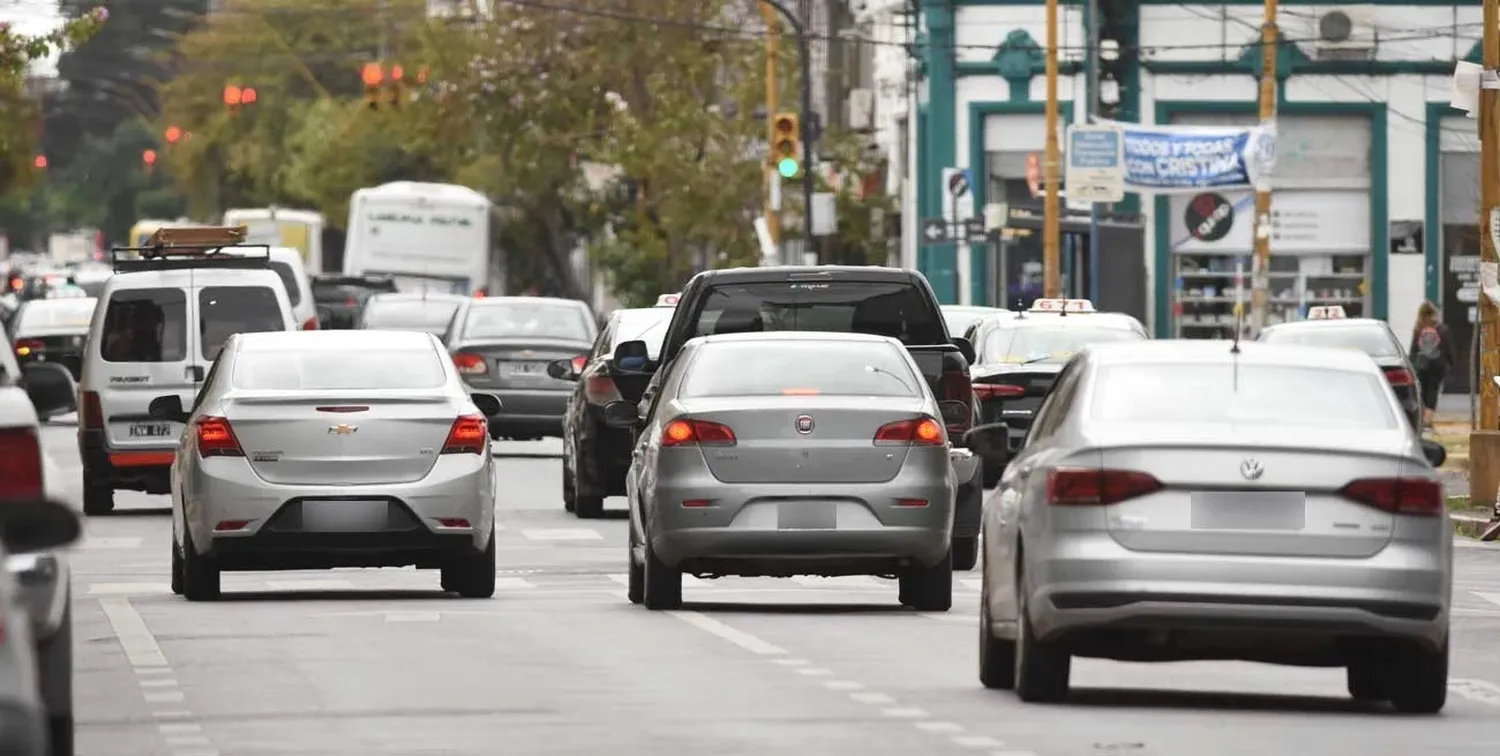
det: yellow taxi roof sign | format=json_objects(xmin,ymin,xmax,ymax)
[
  {"xmin": 144, "ymin": 225, "xmax": 249, "ymax": 250},
  {"xmin": 1307, "ymin": 305, "xmax": 1347, "ymax": 320},
  {"xmin": 1029, "ymin": 298, "xmax": 1095, "ymax": 314},
  {"xmin": 656, "ymin": 293, "xmax": 681, "ymax": 307}
]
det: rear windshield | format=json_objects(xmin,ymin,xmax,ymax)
[
  {"xmin": 16, "ymin": 298, "xmax": 96, "ymax": 333},
  {"xmin": 982, "ymin": 324, "xmax": 1143, "ymax": 365},
  {"xmin": 361, "ymin": 299, "xmax": 462, "ymax": 333},
  {"xmin": 233, "ymin": 348, "xmax": 447, "ymax": 390},
  {"xmin": 463, "ymin": 302, "xmax": 593, "ymax": 342},
  {"xmin": 693, "ymin": 281, "xmax": 945, "ymax": 345},
  {"xmin": 267, "ymin": 261, "xmax": 303, "ymax": 306},
  {"xmin": 680, "ymin": 341, "xmax": 921, "ymax": 398},
  {"xmin": 200, "ymin": 286, "xmax": 286, "ymax": 361},
  {"xmin": 100, "ymin": 288, "xmax": 187, "ymax": 363},
  {"xmin": 1092, "ymin": 363, "xmax": 1398, "ymax": 429},
  {"xmin": 611, "ymin": 309, "xmax": 673, "ymax": 358},
  {"xmin": 1258, "ymin": 325, "xmax": 1400, "ymax": 359}
]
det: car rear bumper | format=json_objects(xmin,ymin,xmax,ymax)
[
  {"xmin": 0, "ymin": 701, "xmax": 46, "ymax": 756},
  {"xmin": 78, "ymin": 429, "xmax": 173, "ymax": 493},
  {"xmin": 1023, "ymin": 533, "xmax": 1449, "ymax": 647}
]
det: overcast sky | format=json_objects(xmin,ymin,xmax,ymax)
[{"xmin": 1, "ymin": 0, "xmax": 65, "ymax": 76}]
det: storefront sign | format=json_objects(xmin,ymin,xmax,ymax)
[
  {"xmin": 1184, "ymin": 193, "xmax": 1236, "ymax": 242},
  {"xmin": 1115, "ymin": 122, "xmax": 1275, "ymax": 192},
  {"xmin": 1168, "ymin": 190, "xmax": 1367, "ymax": 254}
]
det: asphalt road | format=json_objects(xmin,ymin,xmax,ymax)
[{"xmin": 36, "ymin": 414, "xmax": 1500, "ymax": 756}]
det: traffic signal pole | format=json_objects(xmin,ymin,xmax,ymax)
[
  {"xmin": 761, "ymin": 2, "xmax": 782, "ymax": 248},
  {"xmin": 1476, "ymin": 0, "xmax": 1500, "ymax": 530},
  {"xmin": 760, "ymin": 0, "xmax": 818, "ymax": 253}
]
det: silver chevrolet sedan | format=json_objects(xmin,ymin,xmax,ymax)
[
  {"xmin": 150, "ymin": 330, "xmax": 503, "ymax": 602},
  {"xmin": 969, "ymin": 340, "xmax": 1451, "ymax": 713},
  {"xmin": 609, "ymin": 332, "xmax": 967, "ymax": 612}
]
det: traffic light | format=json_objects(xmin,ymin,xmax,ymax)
[
  {"xmin": 223, "ymin": 84, "xmax": 242, "ymax": 111},
  {"xmin": 362, "ymin": 63, "xmax": 384, "ymax": 110},
  {"xmin": 142, "ymin": 149, "xmax": 157, "ymax": 173},
  {"xmin": 771, "ymin": 112, "xmax": 801, "ymax": 179},
  {"xmin": 387, "ymin": 64, "xmax": 405, "ymax": 109},
  {"xmin": 164, "ymin": 125, "xmax": 182, "ymax": 144},
  {"xmin": 32, "ymin": 155, "xmax": 47, "ymax": 170}
]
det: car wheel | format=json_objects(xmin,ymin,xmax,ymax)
[
  {"xmin": 898, "ymin": 550, "xmax": 953, "ymax": 612},
  {"xmin": 1386, "ymin": 639, "xmax": 1448, "ymax": 714},
  {"xmin": 170, "ymin": 540, "xmax": 184, "ymax": 596},
  {"xmin": 445, "ymin": 527, "xmax": 497, "ymax": 599},
  {"xmin": 951, "ymin": 535, "xmax": 978, "ymax": 571},
  {"xmin": 575, "ymin": 495, "xmax": 604, "ymax": 519},
  {"xmin": 82, "ymin": 481, "xmax": 113, "ymax": 516},
  {"xmin": 978, "ymin": 572, "xmax": 1016, "ymax": 690},
  {"xmin": 641, "ymin": 536, "xmax": 682, "ymax": 610},
  {"xmin": 626, "ymin": 524, "xmax": 644, "ymax": 605},
  {"xmin": 1013, "ymin": 569, "xmax": 1069, "ymax": 703},
  {"xmin": 39, "ymin": 601, "xmax": 73, "ymax": 756},
  {"xmin": 180, "ymin": 528, "xmax": 221, "ymax": 602},
  {"xmin": 1345, "ymin": 660, "xmax": 1386, "ymax": 701},
  {"xmin": 561, "ymin": 464, "xmax": 577, "ymax": 513}
]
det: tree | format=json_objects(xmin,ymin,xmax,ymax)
[{"xmin": 0, "ymin": 7, "xmax": 106, "ymax": 195}]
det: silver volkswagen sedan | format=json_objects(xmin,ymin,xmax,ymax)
[
  {"xmin": 609, "ymin": 332, "xmax": 969, "ymax": 612},
  {"xmin": 150, "ymin": 330, "xmax": 503, "ymax": 602},
  {"xmin": 969, "ymin": 340, "xmax": 1451, "ymax": 713}
]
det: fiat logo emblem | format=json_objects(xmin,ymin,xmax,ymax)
[{"xmin": 795, "ymin": 415, "xmax": 814, "ymax": 434}]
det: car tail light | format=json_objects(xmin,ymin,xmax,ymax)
[
  {"xmin": 345, "ymin": 295, "xmax": 357, "ymax": 307},
  {"xmin": 442, "ymin": 414, "xmax": 488, "ymax": 454},
  {"xmin": 0, "ymin": 428, "xmax": 43, "ymax": 500},
  {"xmin": 301, "ymin": 315, "xmax": 320, "ymax": 330},
  {"xmin": 1047, "ymin": 467, "xmax": 1163, "ymax": 506},
  {"xmin": 1384, "ymin": 368, "xmax": 1415, "ymax": 387},
  {"xmin": 570, "ymin": 355, "xmax": 587, "ymax": 373},
  {"xmin": 942, "ymin": 368, "xmax": 973, "ymax": 433},
  {"xmin": 14, "ymin": 339, "xmax": 44, "ymax": 357},
  {"xmin": 584, "ymin": 375, "xmax": 622, "ymax": 404},
  {"xmin": 661, "ymin": 419, "xmax": 736, "ymax": 447},
  {"xmin": 973, "ymin": 383, "xmax": 1025, "ymax": 400},
  {"xmin": 214, "ymin": 520, "xmax": 250, "ymax": 532},
  {"xmin": 1339, "ymin": 477, "xmax": 1443, "ymax": 516},
  {"xmin": 453, "ymin": 352, "xmax": 488, "ymax": 376},
  {"xmin": 437, "ymin": 518, "xmax": 471, "ymax": 527},
  {"xmin": 873, "ymin": 417, "xmax": 946, "ymax": 446},
  {"xmin": 195, "ymin": 417, "xmax": 244, "ymax": 458},
  {"xmin": 81, "ymin": 391, "xmax": 104, "ymax": 430}
]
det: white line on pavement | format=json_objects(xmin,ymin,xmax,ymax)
[
  {"xmin": 952, "ymin": 736, "xmax": 1005, "ymax": 748},
  {"xmin": 166, "ymin": 736, "xmax": 212, "ymax": 748},
  {"xmin": 669, "ymin": 610, "xmax": 786, "ymax": 656},
  {"xmin": 915, "ymin": 721, "xmax": 964, "ymax": 733},
  {"xmin": 98, "ymin": 597, "xmax": 168, "ymax": 668},
  {"xmin": 1473, "ymin": 591, "xmax": 1500, "ymax": 608},
  {"xmin": 144, "ymin": 691, "xmax": 186, "ymax": 704},
  {"xmin": 520, "ymin": 528, "xmax": 604, "ymax": 541},
  {"xmin": 881, "ymin": 707, "xmax": 929, "ymax": 718},
  {"xmin": 385, "ymin": 612, "xmax": 441, "ymax": 623},
  {"xmin": 851, "ymin": 692, "xmax": 895, "ymax": 705},
  {"xmin": 139, "ymin": 678, "xmax": 178, "ymax": 688},
  {"xmin": 263, "ymin": 579, "xmax": 355, "ymax": 591},
  {"xmin": 1450, "ymin": 678, "xmax": 1500, "ymax": 707},
  {"xmin": 158, "ymin": 724, "xmax": 202, "ymax": 735},
  {"xmin": 88, "ymin": 582, "xmax": 172, "ymax": 596},
  {"xmin": 77, "ymin": 536, "xmax": 144, "ymax": 550}
]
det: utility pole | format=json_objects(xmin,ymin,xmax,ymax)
[
  {"xmin": 762, "ymin": 2, "xmax": 782, "ymax": 248},
  {"xmin": 1042, "ymin": 0, "xmax": 1061, "ymax": 297},
  {"xmin": 377, "ymin": 0, "xmax": 390, "ymax": 60},
  {"xmin": 1476, "ymin": 0, "xmax": 1500, "ymax": 533},
  {"xmin": 761, "ymin": 0, "xmax": 817, "ymax": 252},
  {"xmin": 1247, "ymin": 0, "xmax": 1279, "ymax": 335},
  {"xmin": 1085, "ymin": 0, "xmax": 1102, "ymax": 303}
]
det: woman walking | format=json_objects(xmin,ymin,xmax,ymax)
[{"xmin": 1409, "ymin": 301, "xmax": 1455, "ymax": 431}]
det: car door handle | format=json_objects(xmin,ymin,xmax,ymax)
[{"xmin": 184, "ymin": 365, "xmax": 204, "ymax": 382}]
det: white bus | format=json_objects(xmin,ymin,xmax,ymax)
[{"xmin": 343, "ymin": 182, "xmax": 494, "ymax": 295}]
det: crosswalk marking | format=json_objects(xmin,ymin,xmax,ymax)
[
  {"xmin": 960, "ymin": 578, "xmax": 983, "ymax": 592},
  {"xmin": 520, "ymin": 528, "xmax": 604, "ymax": 541},
  {"xmin": 1474, "ymin": 591, "xmax": 1500, "ymax": 608}
]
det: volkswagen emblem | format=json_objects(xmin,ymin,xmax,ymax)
[
  {"xmin": 1239, "ymin": 458, "xmax": 1264, "ymax": 480},
  {"xmin": 795, "ymin": 415, "xmax": 814, "ymax": 435}
]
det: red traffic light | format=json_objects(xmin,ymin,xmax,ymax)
[
  {"xmin": 32, "ymin": 155, "xmax": 47, "ymax": 169},
  {"xmin": 417, "ymin": 65, "xmax": 429, "ymax": 83},
  {"xmin": 223, "ymin": 85, "xmax": 242, "ymax": 106},
  {"xmin": 362, "ymin": 62, "xmax": 384, "ymax": 86},
  {"xmin": 142, "ymin": 149, "xmax": 157, "ymax": 166},
  {"xmin": 390, "ymin": 64, "xmax": 404, "ymax": 80},
  {"xmin": 164, "ymin": 126, "xmax": 182, "ymax": 144},
  {"xmin": 241, "ymin": 87, "xmax": 257, "ymax": 104}
]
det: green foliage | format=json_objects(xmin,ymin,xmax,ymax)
[{"xmin": 0, "ymin": 7, "xmax": 106, "ymax": 195}]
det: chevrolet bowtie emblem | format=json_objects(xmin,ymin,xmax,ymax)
[{"xmin": 328, "ymin": 424, "xmax": 359, "ymax": 435}]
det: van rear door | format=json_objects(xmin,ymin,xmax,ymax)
[
  {"xmin": 96, "ymin": 286, "xmax": 196, "ymax": 455},
  {"xmin": 193, "ymin": 284, "xmax": 294, "ymax": 381}
]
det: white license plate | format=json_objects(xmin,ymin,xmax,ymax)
[
  {"xmin": 1189, "ymin": 491, "xmax": 1306, "ymax": 531},
  {"xmin": 302, "ymin": 500, "xmax": 387, "ymax": 533},
  {"xmin": 128, "ymin": 422, "xmax": 173, "ymax": 439},
  {"xmin": 503, "ymin": 361, "xmax": 546, "ymax": 376}
]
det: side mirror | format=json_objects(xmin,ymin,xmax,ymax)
[
  {"xmin": 20, "ymin": 363, "xmax": 76, "ymax": 416},
  {"xmin": 963, "ymin": 422, "xmax": 1011, "ymax": 461},
  {"xmin": 0, "ymin": 498, "xmax": 82, "ymax": 554},
  {"xmin": 613, "ymin": 340, "xmax": 650, "ymax": 372},
  {"xmin": 1421, "ymin": 439, "xmax": 1447, "ymax": 468},
  {"xmin": 470, "ymin": 393, "xmax": 503, "ymax": 417},
  {"xmin": 951, "ymin": 337, "xmax": 976, "ymax": 365},
  {"xmin": 602, "ymin": 400, "xmax": 639, "ymax": 428},
  {"xmin": 147, "ymin": 395, "xmax": 189, "ymax": 423},
  {"xmin": 546, "ymin": 358, "xmax": 579, "ymax": 381}
]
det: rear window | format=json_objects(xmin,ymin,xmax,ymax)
[
  {"xmin": 361, "ymin": 300, "xmax": 462, "ymax": 333},
  {"xmin": 680, "ymin": 341, "xmax": 921, "ymax": 398},
  {"xmin": 100, "ymin": 288, "xmax": 187, "ymax": 363},
  {"xmin": 1258, "ymin": 325, "xmax": 1401, "ymax": 359},
  {"xmin": 267, "ymin": 261, "xmax": 303, "ymax": 306},
  {"xmin": 1092, "ymin": 363, "xmax": 1398, "ymax": 430},
  {"xmin": 200, "ymin": 286, "xmax": 286, "ymax": 361},
  {"xmin": 463, "ymin": 302, "xmax": 593, "ymax": 342},
  {"xmin": 612, "ymin": 309, "xmax": 672, "ymax": 358},
  {"xmin": 693, "ymin": 281, "xmax": 945, "ymax": 345},
  {"xmin": 17, "ymin": 299, "xmax": 96, "ymax": 333},
  {"xmin": 982, "ymin": 324, "xmax": 1143, "ymax": 365},
  {"xmin": 232, "ymin": 348, "xmax": 447, "ymax": 390}
]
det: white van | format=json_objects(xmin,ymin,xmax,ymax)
[
  {"xmin": 76, "ymin": 243, "xmax": 296, "ymax": 515},
  {"xmin": 343, "ymin": 182, "xmax": 493, "ymax": 295},
  {"xmin": 263, "ymin": 247, "xmax": 318, "ymax": 329}
]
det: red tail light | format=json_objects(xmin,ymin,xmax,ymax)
[
  {"xmin": 345, "ymin": 295, "xmax": 357, "ymax": 307},
  {"xmin": 661, "ymin": 419, "xmax": 736, "ymax": 447},
  {"xmin": 570, "ymin": 355, "xmax": 587, "ymax": 373},
  {"xmin": 0, "ymin": 428, "xmax": 43, "ymax": 500},
  {"xmin": 973, "ymin": 383, "xmax": 1025, "ymax": 400},
  {"xmin": 453, "ymin": 352, "xmax": 488, "ymax": 376},
  {"xmin": 301, "ymin": 315, "xmax": 320, "ymax": 330},
  {"xmin": 1047, "ymin": 467, "xmax": 1163, "ymax": 506},
  {"xmin": 81, "ymin": 391, "xmax": 104, "ymax": 430},
  {"xmin": 195, "ymin": 417, "xmax": 244, "ymax": 458},
  {"xmin": 14, "ymin": 339, "xmax": 44, "ymax": 357},
  {"xmin": 442, "ymin": 414, "xmax": 488, "ymax": 454},
  {"xmin": 1339, "ymin": 477, "xmax": 1443, "ymax": 516},
  {"xmin": 584, "ymin": 375, "xmax": 622, "ymax": 404},
  {"xmin": 874, "ymin": 417, "xmax": 946, "ymax": 446},
  {"xmin": 942, "ymin": 368, "xmax": 973, "ymax": 432},
  {"xmin": 1384, "ymin": 368, "xmax": 1415, "ymax": 387}
]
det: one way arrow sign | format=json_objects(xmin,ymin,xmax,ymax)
[{"xmin": 920, "ymin": 218, "xmax": 949, "ymax": 245}]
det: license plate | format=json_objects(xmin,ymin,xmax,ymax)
[
  {"xmin": 1190, "ymin": 491, "xmax": 1306, "ymax": 531},
  {"xmin": 128, "ymin": 423, "xmax": 173, "ymax": 439},
  {"xmin": 302, "ymin": 500, "xmax": 388, "ymax": 533},
  {"xmin": 777, "ymin": 501, "xmax": 836, "ymax": 530},
  {"xmin": 503, "ymin": 361, "xmax": 546, "ymax": 376}
]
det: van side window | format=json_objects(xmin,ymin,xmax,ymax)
[
  {"xmin": 101, "ymin": 289, "xmax": 188, "ymax": 363},
  {"xmin": 267, "ymin": 261, "xmax": 303, "ymax": 306},
  {"xmin": 200, "ymin": 287, "xmax": 284, "ymax": 361}
]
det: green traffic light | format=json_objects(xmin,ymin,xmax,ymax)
[{"xmin": 776, "ymin": 157, "xmax": 800, "ymax": 178}]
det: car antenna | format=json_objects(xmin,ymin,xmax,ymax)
[{"xmin": 1230, "ymin": 307, "xmax": 1243, "ymax": 391}]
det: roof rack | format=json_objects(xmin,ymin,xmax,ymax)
[{"xmin": 110, "ymin": 225, "xmax": 271, "ymax": 272}]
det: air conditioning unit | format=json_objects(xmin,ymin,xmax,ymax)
[
  {"xmin": 846, "ymin": 88, "xmax": 876, "ymax": 132},
  {"xmin": 1310, "ymin": 6, "xmax": 1377, "ymax": 61}
]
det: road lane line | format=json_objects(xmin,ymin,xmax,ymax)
[
  {"xmin": 139, "ymin": 678, "xmax": 178, "ymax": 688},
  {"xmin": 151, "ymin": 710, "xmax": 192, "ymax": 719},
  {"xmin": 823, "ymin": 680, "xmax": 864, "ymax": 691},
  {"xmin": 795, "ymin": 667, "xmax": 834, "ymax": 676},
  {"xmin": 917, "ymin": 721, "xmax": 963, "ymax": 733},
  {"xmin": 953, "ymin": 736, "xmax": 1005, "ymax": 748},
  {"xmin": 669, "ymin": 610, "xmax": 786, "ymax": 655},
  {"xmin": 1473, "ymin": 591, "xmax": 1500, "ymax": 608},
  {"xmin": 98, "ymin": 597, "xmax": 168, "ymax": 668},
  {"xmin": 851, "ymin": 692, "xmax": 895, "ymax": 705},
  {"xmin": 772, "ymin": 658, "xmax": 810, "ymax": 666},
  {"xmin": 158, "ymin": 724, "xmax": 202, "ymax": 735},
  {"xmin": 166, "ymin": 736, "xmax": 212, "ymax": 747},
  {"xmin": 881, "ymin": 707, "xmax": 929, "ymax": 718},
  {"xmin": 521, "ymin": 528, "xmax": 603, "ymax": 541},
  {"xmin": 89, "ymin": 582, "xmax": 171, "ymax": 596},
  {"xmin": 145, "ymin": 691, "xmax": 186, "ymax": 704}
]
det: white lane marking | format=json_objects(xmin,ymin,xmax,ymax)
[
  {"xmin": 1474, "ymin": 591, "xmax": 1500, "ymax": 608},
  {"xmin": 89, "ymin": 582, "xmax": 171, "ymax": 596},
  {"xmin": 521, "ymin": 528, "xmax": 603, "ymax": 541},
  {"xmin": 953, "ymin": 736, "xmax": 1004, "ymax": 748},
  {"xmin": 158, "ymin": 724, "xmax": 202, "ymax": 735},
  {"xmin": 145, "ymin": 691, "xmax": 185, "ymax": 704},
  {"xmin": 772, "ymin": 658, "xmax": 810, "ymax": 666},
  {"xmin": 795, "ymin": 667, "xmax": 834, "ymax": 676},
  {"xmin": 78, "ymin": 536, "xmax": 144, "ymax": 550},
  {"xmin": 851, "ymin": 692, "xmax": 895, "ymax": 705},
  {"xmin": 916, "ymin": 721, "xmax": 964, "ymax": 733},
  {"xmin": 99, "ymin": 597, "xmax": 168, "ymax": 668},
  {"xmin": 135, "ymin": 667, "xmax": 175, "ymax": 676},
  {"xmin": 960, "ymin": 578, "xmax": 983, "ymax": 592},
  {"xmin": 789, "ymin": 575, "xmax": 885, "ymax": 589},
  {"xmin": 882, "ymin": 707, "xmax": 930, "ymax": 718},
  {"xmin": 166, "ymin": 736, "xmax": 212, "ymax": 747},
  {"xmin": 151, "ymin": 710, "xmax": 193, "ymax": 719},
  {"xmin": 140, "ymin": 678, "xmax": 178, "ymax": 688},
  {"xmin": 669, "ymin": 611, "xmax": 786, "ymax": 656},
  {"xmin": 924, "ymin": 613, "xmax": 976, "ymax": 624},
  {"xmin": 823, "ymin": 680, "xmax": 864, "ymax": 691},
  {"xmin": 263, "ymin": 579, "xmax": 355, "ymax": 591},
  {"xmin": 385, "ymin": 612, "xmax": 440, "ymax": 623},
  {"xmin": 1450, "ymin": 678, "xmax": 1500, "ymax": 706},
  {"xmin": 605, "ymin": 573, "xmax": 705, "ymax": 588},
  {"xmin": 495, "ymin": 577, "xmax": 538, "ymax": 590}
]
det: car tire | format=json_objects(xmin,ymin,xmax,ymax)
[
  {"xmin": 1386, "ymin": 639, "xmax": 1448, "ymax": 714},
  {"xmin": 180, "ymin": 529, "xmax": 221, "ymax": 602},
  {"xmin": 446, "ymin": 527, "xmax": 497, "ymax": 599},
  {"xmin": 641, "ymin": 537, "xmax": 682, "ymax": 610},
  {"xmin": 1014, "ymin": 570, "xmax": 1069, "ymax": 703},
  {"xmin": 561, "ymin": 465, "xmax": 577, "ymax": 513},
  {"xmin": 626, "ymin": 524, "xmax": 644, "ymax": 605},
  {"xmin": 575, "ymin": 495, "xmax": 604, "ymax": 519},
  {"xmin": 170, "ymin": 542, "xmax": 184, "ymax": 596},
  {"xmin": 82, "ymin": 482, "xmax": 113, "ymax": 516},
  {"xmin": 899, "ymin": 550, "xmax": 953, "ymax": 612},
  {"xmin": 1345, "ymin": 661, "xmax": 1386, "ymax": 701},
  {"xmin": 39, "ymin": 602, "xmax": 73, "ymax": 756},
  {"xmin": 951, "ymin": 535, "xmax": 978, "ymax": 571},
  {"xmin": 978, "ymin": 573, "xmax": 1016, "ymax": 690}
]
